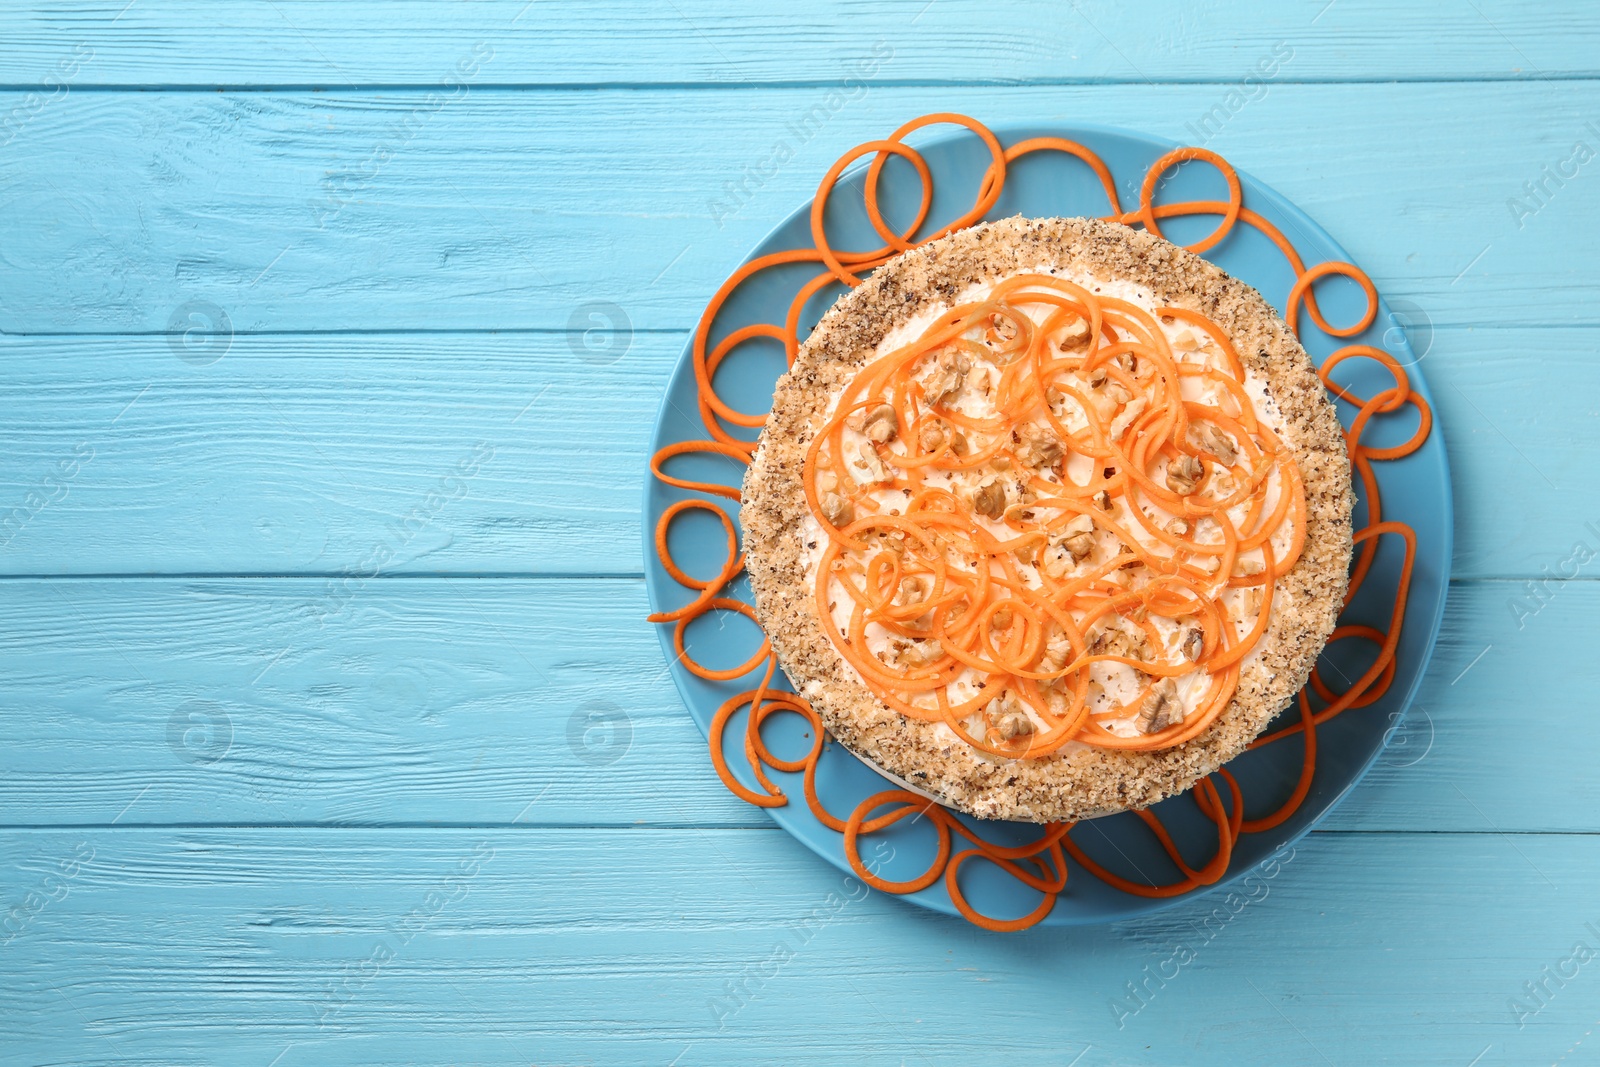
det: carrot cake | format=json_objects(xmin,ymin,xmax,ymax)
[{"xmin": 741, "ymin": 216, "xmax": 1353, "ymax": 823}]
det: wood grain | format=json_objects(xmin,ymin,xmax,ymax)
[
  {"xmin": 0, "ymin": 827, "xmax": 1589, "ymax": 1066},
  {"xmin": 1, "ymin": 84, "xmax": 1597, "ymax": 333},
  {"xmin": 0, "ymin": 577, "xmax": 1584, "ymax": 834}
]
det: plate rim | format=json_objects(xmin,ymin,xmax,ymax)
[{"xmin": 640, "ymin": 119, "xmax": 1454, "ymax": 926}]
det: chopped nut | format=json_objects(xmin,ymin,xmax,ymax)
[
  {"xmin": 992, "ymin": 606, "xmax": 1014, "ymax": 630},
  {"xmin": 1063, "ymin": 513, "xmax": 1095, "ymax": 537},
  {"xmin": 816, "ymin": 468, "xmax": 838, "ymax": 493},
  {"xmin": 1093, "ymin": 490, "xmax": 1113, "ymax": 512},
  {"xmin": 986, "ymin": 696, "xmax": 1034, "ymax": 740},
  {"xmin": 1016, "ymin": 423, "xmax": 1064, "ymax": 469},
  {"xmin": 1107, "ymin": 382, "xmax": 1133, "ymax": 405},
  {"xmin": 1181, "ymin": 627, "xmax": 1204, "ymax": 661},
  {"xmin": 1058, "ymin": 513, "xmax": 1097, "ymax": 561},
  {"xmin": 1135, "ymin": 677, "xmax": 1182, "ymax": 734},
  {"xmin": 847, "ymin": 403, "xmax": 898, "ymax": 443},
  {"xmin": 1245, "ymin": 587, "xmax": 1264, "ymax": 614},
  {"xmin": 1235, "ymin": 557, "xmax": 1265, "ymax": 576},
  {"xmin": 1086, "ymin": 365, "xmax": 1108, "ymax": 389},
  {"xmin": 1039, "ymin": 631, "xmax": 1075, "ymax": 673},
  {"xmin": 902, "ymin": 638, "xmax": 943, "ymax": 668},
  {"xmin": 1189, "ymin": 423, "xmax": 1237, "ymax": 467},
  {"xmin": 1166, "ymin": 517, "xmax": 1191, "ymax": 537},
  {"xmin": 989, "ymin": 312, "xmax": 1019, "ymax": 343},
  {"xmin": 918, "ymin": 420, "xmax": 946, "ymax": 453},
  {"xmin": 1109, "ymin": 396, "xmax": 1148, "ymax": 441},
  {"xmin": 969, "ymin": 478, "xmax": 1007, "ymax": 519},
  {"xmin": 820, "ymin": 492, "xmax": 854, "ymax": 527},
  {"xmin": 990, "ymin": 454, "xmax": 1012, "ymax": 471},
  {"xmin": 1041, "ymin": 547, "xmax": 1073, "ymax": 579},
  {"xmin": 1166, "ymin": 454, "xmax": 1204, "ymax": 495},
  {"xmin": 1057, "ymin": 317, "xmax": 1092, "ymax": 350},
  {"xmin": 924, "ymin": 349, "xmax": 971, "ymax": 405},
  {"xmin": 948, "ymin": 430, "xmax": 970, "ymax": 457},
  {"xmin": 851, "ymin": 441, "xmax": 892, "ymax": 484},
  {"xmin": 896, "ymin": 576, "xmax": 928, "ymax": 606},
  {"xmin": 1089, "ymin": 625, "xmax": 1131, "ymax": 658},
  {"xmin": 1171, "ymin": 327, "xmax": 1203, "ymax": 352}
]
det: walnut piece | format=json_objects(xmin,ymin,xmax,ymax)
[
  {"xmin": 986, "ymin": 696, "xmax": 1035, "ymax": 740},
  {"xmin": 1059, "ymin": 513, "xmax": 1096, "ymax": 561},
  {"xmin": 1189, "ymin": 423, "xmax": 1237, "ymax": 467},
  {"xmin": 1039, "ymin": 631, "xmax": 1074, "ymax": 673},
  {"xmin": 1171, "ymin": 327, "xmax": 1205, "ymax": 353},
  {"xmin": 924, "ymin": 349, "xmax": 971, "ymax": 406},
  {"xmin": 900, "ymin": 638, "xmax": 943, "ymax": 668},
  {"xmin": 1016, "ymin": 423, "xmax": 1064, "ymax": 469},
  {"xmin": 989, "ymin": 312, "xmax": 1019, "ymax": 343},
  {"xmin": 847, "ymin": 403, "xmax": 899, "ymax": 444},
  {"xmin": 820, "ymin": 492, "xmax": 854, "ymax": 527},
  {"xmin": 969, "ymin": 477, "xmax": 1007, "ymax": 519},
  {"xmin": 1057, "ymin": 317, "xmax": 1092, "ymax": 351},
  {"xmin": 1109, "ymin": 396, "xmax": 1148, "ymax": 441},
  {"xmin": 895, "ymin": 575, "xmax": 928, "ymax": 606},
  {"xmin": 851, "ymin": 441, "xmax": 892, "ymax": 484},
  {"xmin": 1167, "ymin": 454, "xmax": 1203, "ymax": 495},
  {"xmin": 1135, "ymin": 677, "xmax": 1183, "ymax": 734},
  {"xmin": 1089, "ymin": 624, "xmax": 1132, "ymax": 659}
]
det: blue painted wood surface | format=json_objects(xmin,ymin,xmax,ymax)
[{"xmin": 0, "ymin": 3, "xmax": 1595, "ymax": 1064}]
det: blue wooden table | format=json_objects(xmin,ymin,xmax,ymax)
[{"xmin": 2, "ymin": 3, "xmax": 1597, "ymax": 1063}]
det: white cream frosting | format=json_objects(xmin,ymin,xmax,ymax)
[{"xmin": 800, "ymin": 264, "xmax": 1292, "ymax": 743}]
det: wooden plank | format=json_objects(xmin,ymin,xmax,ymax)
[
  {"xmin": 0, "ymin": 826, "xmax": 1590, "ymax": 1065},
  {"xmin": 0, "ymin": 577, "xmax": 750, "ymax": 831},
  {"xmin": 1, "ymin": 83, "xmax": 1598, "ymax": 333},
  {"xmin": 0, "ymin": 327, "xmax": 1585, "ymax": 579},
  {"xmin": 0, "ymin": 0, "xmax": 1593, "ymax": 86},
  {"xmin": 0, "ymin": 577, "xmax": 1588, "ymax": 834},
  {"xmin": 0, "ymin": 331, "xmax": 662, "ymax": 577}
]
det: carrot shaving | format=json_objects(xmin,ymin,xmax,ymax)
[{"xmin": 650, "ymin": 115, "xmax": 1432, "ymax": 931}]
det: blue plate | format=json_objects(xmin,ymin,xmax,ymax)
[{"xmin": 643, "ymin": 122, "xmax": 1451, "ymax": 926}]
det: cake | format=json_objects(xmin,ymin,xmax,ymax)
[{"xmin": 741, "ymin": 216, "xmax": 1353, "ymax": 823}]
